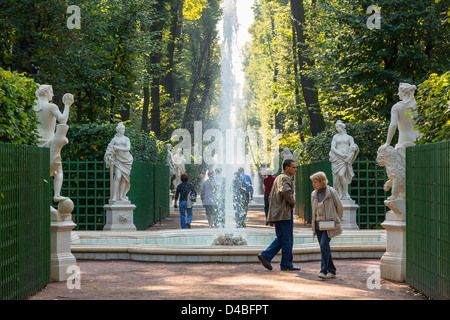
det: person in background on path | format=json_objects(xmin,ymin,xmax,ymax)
[
  {"xmin": 200, "ymin": 170, "xmax": 218, "ymax": 228},
  {"xmin": 263, "ymin": 168, "xmax": 276, "ymax": 220},
  {"xmin": 258, "ymin": 159, "xmax": 300, "ymax": 271},
  {"xmin": 310, "ymin": 171, "xmax": 343, "ymax": 279},
  {"xmin": 214, "ymin": 168, "xmax": 226, "ymax": 227},
  {"xmin": 232, "ymin": 171, "xmax": 250, "ymax": 228},
  {"xmin": 238, "ymin": 167, "xmax": 253, "ymax": 201},
  {"xmin": 174, "ymin": 173, "xmax": 196, "ymax": 229}
]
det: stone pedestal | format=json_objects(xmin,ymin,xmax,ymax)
[
  {"xmin": 103, "ymin": 201, "xmax": 137, "ymax": 231},
  {"xmin": 50, "ymin": 200, "xmax": 77, "ymax": 282},
  {"xmin": 340, "ymin": 199, "xmax": 359, "ymax": 229},
  {"xmin": 380, "ymin": 200, "xmax": 406, "ymax": 282}
]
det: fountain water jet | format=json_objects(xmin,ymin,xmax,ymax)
[{"xmin": 211, "ymin": 0, "xmax": 248, "ymax": 245}]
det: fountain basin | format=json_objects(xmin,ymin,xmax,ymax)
[{"xmin": 72, "ymin": 228, "xmax": 386, "ymax": 263}]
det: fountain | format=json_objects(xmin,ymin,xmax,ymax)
[{"xmin": 71, "ymin": 0, "xmax": 386, "ymax": 263}]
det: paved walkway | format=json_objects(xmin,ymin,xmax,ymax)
[{"xmin": 28, "ymin": 210, "xmax": 427, "ymax": 301}]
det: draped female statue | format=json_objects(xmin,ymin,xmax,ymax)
[
  {"xmin": 329, "ymin": 120, "xmax": 359, "ymax": 200},
  {"xmin": 104, "ymin": 123, "xmax": 133, "ymax": 202}
]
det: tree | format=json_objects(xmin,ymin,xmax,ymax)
[
  {"xmin": 306, "ymin": 0, "xmax": 449, "ymax": 122},
  {"xmin": 289, "ymin": 0, "xmax": 325, "ymax": 136},
  {"xmin": 180, "ymin": 0, "xmax": 222, "ymax": 133},
  {"xmin": 415, "ymin": 71, "xmax": 450, "ymax": 144},
  {"xmin": 0, "ymin": 68, "xmax": 39, "ymax": 145}
]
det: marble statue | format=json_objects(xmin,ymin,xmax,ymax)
[
  {"xmin": 377, "ymin": 82, "xmax": 420, "ymax": 282},
  {"xmin": 292, "ymin": 149, "xmax": 300, "ymax": 163},
  {"xmin": 34, "ymin": 84, "xmax": 74, "ymax": 202},
  {"xmin": 166, "ymin": 143, "xmax": 175, "ymax": 189},
  {"xmin": 377, "ymin": 82, "xmax": 420, "ymax": 214},
  {"xmin": 376, "ymin": 145, "xmax": 406, "ymax": 201},
  {"xmin": 104, "ymin": 123, "xmax": 133, "ymax": 203},
  {"xmin": 34, "ymin": 84, "xmax": 77, "ymax": 281},
  {"xmin": 166, "ymin": 143, "xmax": 175, "ymax": 177},
  {"xmin": 329, "ymin": 120, "xmax": 359, "ymax": 200},
  {"xmin": 381, "ymin": 83, "xmax": 421, "ymax": 157},
  {"xmin": 172, "ymin": 148, "xmax": 186, "ymax": 187},
  {"xmin": 281, "ymin": 148, "xmax": 293, "ymax": 162}
]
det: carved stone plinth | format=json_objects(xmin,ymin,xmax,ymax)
[
  {"xmin": 103, "ymin": 201, "xmax": 137, "ymax": 231},
  {"xmin": 380, "ymin": 216, "xmax": 406, "ymax": 282},
  {"xmin": 50, "ymin": 199, "xmax": 77, "ymax": 282},
  {"xmin": 340, "ymin": 199, "xmax": 360, "ymax": 229}
]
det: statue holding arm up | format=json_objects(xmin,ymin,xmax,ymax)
[{"xmin": 34, "ymin": 84, "xmax": 74, "ymax": 202}]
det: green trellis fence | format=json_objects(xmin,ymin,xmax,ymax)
[
  {"xmin": 295, "ymin": 159, "xmax": 390, "ymax": 229},
  {"xmin": 406, "ymin": 141, "xmax": 450, "ymax": 300},
  {"xmin": 0, "ymin": 143, "xmax": 51, "ymax": 300},
  {"xmin": 60, "ymin": 160, "xmax": 170, "ymax": 231}
]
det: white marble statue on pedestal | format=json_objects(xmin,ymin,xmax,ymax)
[
  {"xmin": 376, "ymin": 82, "xmax": 421, "ymax": 282},
  {"xmin": 34, "ymin": 84, "xmax": 77, "ymax": 281},
  {"xmin": 103, "ymin": 123, "xmax": 136, "ymax": 231},
  {"xmin": 329, "ymin": 120, "xmax": 359, "ymax": 200},
  {"xmin": 104, "ymin": 123, "xmax": 133, "ymax": 203},
  {"xmin": 329, "ymin": 120, "xmax": 360, "ymax": 229},
  {"xmin": 172, "ymin": 148, "xmax": 186, "ymax": 188}
]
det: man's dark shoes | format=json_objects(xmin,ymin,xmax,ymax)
[
  {"xmin": 258, "ymin": 254, "xmax": 273, "ymax": 271},
  {"xmin": 281, "ymin": 266, "xmax": 301, "ymax": 271}
]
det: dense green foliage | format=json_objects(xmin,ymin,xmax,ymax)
[
  {"xmin": 296, "ymin": 121, "xmax": 390, "ymax": 164},
  {"xmin": 1, "ymin": 0, "xmax": 447, "ymax": 164},
  {"xmin": 415, "ymin": 71, "xmax": 450, "ymax": 144},
  {"xmin": 0, "ymin": 68, "xmax": 39, "ymax": 145},
  {"xmin": 0, "ymin": 0, "xmax": 222, "ymax": 142},
  {"xmin": 306, "ymin": 0, "xmax": 449, "ymax": 122},
  {"xmin": 62, "ymin": 123, "xmax": 166, "ymax": 164},
  {"xmin": 243, "ymin": 0, "xmax": 448, "ymax": 163}
]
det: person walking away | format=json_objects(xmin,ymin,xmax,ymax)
[
  {"xmin": 310, "ymin": 171, "xmax": 343, "ymax": 279},
  {"xmin": 258, "ymin": 159, "xmax": 300, "ymax": 271},
  {"xmin": 200, "ymin": 171, "xmax": 217, "ymax": 228},
  {"xmin": 238, "ymin": 167, "xmax": 253, "ymax": 201},
  {"xmin": 232, "ymin": 171, "xmax": 250, "ymax": 228},
  {"xmin": 263, "ymin": 169, "xmax": 276, "ymax": 220},
  {"xmin": 174, "ymin": 173, "xmax": 196, "ymax": 229}
]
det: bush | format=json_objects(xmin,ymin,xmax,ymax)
[
  {"xmin": 415, "ymin": 71, "xmax": 450, "ymax": 144},
  {"xmin": 297, "ymin": 121, "xmax": 389, "ymax": 164},
  {"xmin": 62, "ymin": 122, "xmax": 167, "ymax": 164},
  {"xmin": 0, "ymin": 68, "xmax": 39, "ymax": 145}
]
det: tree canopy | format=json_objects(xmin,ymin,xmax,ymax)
[{"xmin": 0, "ymin": 0, "xmax": 448, "ymax": 159}]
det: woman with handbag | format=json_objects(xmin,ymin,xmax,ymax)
[{"xmin": 310, "ymin": 171, "xmax": 343, "ymax": 279}]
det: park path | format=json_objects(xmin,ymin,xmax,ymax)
[{"xmin": 29, "ymin": 210, "xmax": 426, "ymax": 301}]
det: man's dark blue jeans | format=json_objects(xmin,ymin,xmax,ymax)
[{"xmin": 260, "ymin": 212, "xmax": 294, "ymax": 269}]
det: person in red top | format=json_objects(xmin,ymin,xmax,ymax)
[{"xmin": 263, "ymin": 169, "xmax": 276, "ymax": 220}]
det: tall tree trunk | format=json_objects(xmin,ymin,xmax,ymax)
[
  {"xmin": 141, "ymin": 75, "xmax": 150, "ymax": 132},
  {"xmin": 146, "ymin": 1, "xmax": 164, "ymax": 136},
  {"xmin": 182, "ymin": 26, "xmax": 213, "ymax": 131},
  {"xmin": 165, "ymin": 0, "xmax": 183, "ymax": 104},
  {"xmin": 292, "ymin": 23, "xmax": 304, "ymax": 142},
  {"xmin": 290, "ymin": 0, "xmax": 325, "ymax": 136}
]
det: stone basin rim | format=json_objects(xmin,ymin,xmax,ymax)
[{"xmin": 71, "ymin": 228, "xmax": 386, "ymax": 261}]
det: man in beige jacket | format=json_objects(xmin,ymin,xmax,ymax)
[{"xmin": 258, "ymin": 159, "xmax": 300, "ymax": 271}]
